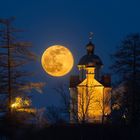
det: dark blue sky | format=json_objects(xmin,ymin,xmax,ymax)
[{"xmin": 0, "ymin": 0, "xmax": 140, "ymax": 108}]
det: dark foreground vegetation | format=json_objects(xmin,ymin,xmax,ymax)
[{"xmin": 0, "ymin": 122, "xmax": 139, "ymax": 140}]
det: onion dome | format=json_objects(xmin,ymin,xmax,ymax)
[{"xmin": 78, "ymin": 41, "xmax": 103, "ymax": 67}]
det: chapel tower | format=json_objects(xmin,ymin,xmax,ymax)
[{"xmin": 70, "ymin": 33, "xmax": 111, "ymax": 123}]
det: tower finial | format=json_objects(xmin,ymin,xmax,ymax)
[{"xmin": 89, "ymin": 32, "xmax": 94, "ymax": 41}]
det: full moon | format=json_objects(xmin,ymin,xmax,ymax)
[{"xmin": 41, "ymin": 45, "xmax": 74, "ymax": 77}]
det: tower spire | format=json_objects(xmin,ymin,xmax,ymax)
[
  {"xmin": 89, "ymin": 32, "xmax": 94, "ymax": 42},
  {"xmin": 86, "ymin": 32, "xmax": 95, "ymax": 55}
]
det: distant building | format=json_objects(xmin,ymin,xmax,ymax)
[{"xmin": 70, "ymin": 37, "xmax": 111, "ymax": 123}]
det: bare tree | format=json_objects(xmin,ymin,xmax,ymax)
[
  {"xmin": 46, "ymin": 105, "xmax": 66, "ymax": 124},
  {"xmin": 55, "ymin": 82, "xmax": 110, "ymax": 124},
  {"xmin": 95, "ymin": 90, "xmax": 111, "ymax": 124},
  {"xmin": 111, "ymin": 33, "xmax": 140, "ymax": 125},
  {"xmin": 77, "ymin": 86, "xmax": 95, "ymax": 123},
  {"xmin": 53, "ymin": 83, "xmax": 70, "ymax": 114},
  {"xmin": 56, "ymin": 83, "xmax": 102, "ymax": 123},
  {"xmin": 0, "ymin": 18, "xmax": 44, "ymax": 113},
  {"xmin": 111, "ymin": 83, "xmax": 128, "ymax": 124}
]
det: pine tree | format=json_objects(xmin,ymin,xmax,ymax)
[{"xmin": 111, "ymin": 33, "xmax": 140, "ymax": 125}]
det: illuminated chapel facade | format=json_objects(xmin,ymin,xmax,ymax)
[{"xmin": 69, "ymin": 39, "xmax": 111, "ymax": 123}]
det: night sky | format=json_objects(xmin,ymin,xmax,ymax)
[{"xmin": 0, "ymin": 0, "xmax": 140, "ymax": 108}]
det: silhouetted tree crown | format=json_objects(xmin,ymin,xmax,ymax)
[{"xmin": 111, "ymin": 33, "xmax": 140, "ymax": 126}]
